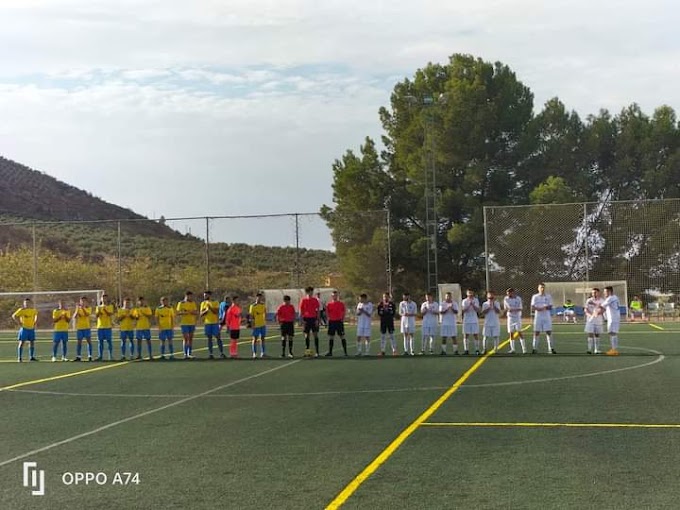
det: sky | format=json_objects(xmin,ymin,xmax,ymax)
[{"xmin": 1, "ymin": 0, "xmax": 679, "ymax": 249}]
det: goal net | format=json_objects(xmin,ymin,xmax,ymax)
[
  {"xmin": 0, "ymin": 289, "xmax": 105, "ymax": 331},
  {"xmin": 260, "ymin": 287, "xmax": 338, "ymax": 321}
]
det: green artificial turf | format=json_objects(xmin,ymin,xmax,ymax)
[{"xmin": 1, "ymin": 322, "xmax": 679, "ymax": 509}]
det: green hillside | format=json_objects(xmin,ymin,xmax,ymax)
[{"xmin": 0, "ymin": 156, "xmax": 336, "ymax": 303}]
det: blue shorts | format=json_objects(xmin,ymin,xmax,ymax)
[
  {"xmin": 18, "ymin": 328, "xmax": 36, "ymax": 342},
  {"xmin": 181, "ymin": 325, "xmax": 196, "ymax": 335},
  {"xmin": 252, "ymin": 326, "xmax": 267, "ymax": 338},
  {"xmin": 120, "ymin": 330, "xmax": 134, "ymax": 341},
  {"xmin": 136, "ymin": 329, "xmax": 151, "ymax": 341},
  {"xmin": 204, "ymin": 324, "xmax": 220, "ymax": 337},
  {"xmin": 77, "ymin": 329, "xmax": 91, "ymax": 341},
  {"xmin": 98, "ymin": 328, "xmax": 113, "ymax": 342},
  {"xmin": 159, "ymin": 329, "xmax": 174, "ymax": 341},
  {"xmin": 53, "ymin": 331, "xmax": 68, "ymax": 343}
]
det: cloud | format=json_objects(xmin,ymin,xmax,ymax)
[{"xmin": 0, "ymin": 0, "xmax": 679, "ymax": 248}]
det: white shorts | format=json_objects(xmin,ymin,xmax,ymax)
[
  {"xmin": 441, "ymin": 324, "xmax": 457, "ymax": 338},
  {"xmin": 564, "ymin": 309, "xmax": 575, "ymax": 316},
  {"xmin": 401, "ymin": 318, "xmax": 415, "ymax": 334},
  {"xmin": 584, "ymin": 322, "xmax": 603, "ymax": 335},
  {"xmin": 357, "ymin": 325, "xmax": 371, "ymax": 338},
  {"xmin": 534, "ymin": 316, "xmax": 552, "ymax": 333},
  {"xmin": 483, "ymin": 324, "xmax": 500, "ymax": 338},
  {"xmin": 507, "ymin": 319, "xmax": 522, "ymax": 334},
  {"xmin": 463, "ymin": 322, "xmax": 479, "ymax": 335},
  {"xmin": 421, "ymin": 324, "xmax": 437, "ymax": 337},
  {"xmin": 607, "ymin": 321, "xmax": 620, "ymax": 334}
]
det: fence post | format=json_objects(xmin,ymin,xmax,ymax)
[
  {"xmin": 483, "ymin": 207, "xmax": 490, "ymax": 291},
  {"xmin": 117, "ymin": 221, "xmax": 122, "ymax": 304},
  {"xmin": 583, "ymin": 203, "xmax": 589, "ymax": 283},
  {"xmin": 386, "ymin": 208, "xmax": 393, "ymax": 294},
  {"xmin": 32, "ymin": 223, "xmax": 38, "ymax": 292},
  {"xmin": 205, "ymin": 216, "xmax": 211, "ymax": 290},
  {"xmin": 294, "ymin": 213, "xmax": 300, "ymax": 287}
]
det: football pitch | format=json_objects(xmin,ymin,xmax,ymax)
[{"xmin": 1, "ymin": 322, "xmax": 680, "ymax": 509}]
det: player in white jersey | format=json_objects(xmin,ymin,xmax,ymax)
[
  {"xmin": 399, "ymin": 293, "xmax": 417, "ymax": 356},
  {"xmin": 461, "ymin": 289, "xmax": 481, "ymax": 355},
  {"xmin": 481, "ymin": 291, "xmax": 501, "ymax": 353},
  {"xmin": 602, "ymin": 286, "xmax": 621, "ymax": 356},
  {"xmin": 439, "ymin": 292, "xmax": 459, "ymax": 355},
  {"xmin": 355, "ymin": 294, "xmax": 373, "ymax": 356},
  {"xmin": 503, "ymin": 288, "xmax": 526, "ymax": 354},
  {"xmin": 584, "ymin": 288, "xmax": 604, "ymax": 354},
  {"xmin": 531, "ymin": 283, "xmax": 556, "ymax": 354},
  {"xmin": 420, "ymin": 293, "xmax": 439, "ymax": 355}
]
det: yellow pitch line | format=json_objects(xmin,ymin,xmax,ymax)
[
  {"xmin": 421, "ymin": 422, "xmax": 680, "ymax": 429},
  {"xmin": 648, "ymin": 323, "xmax": 665, "ymax": 331},
  {"xmin": 0, "ymin": 362, "xmax": 133, "ymax": 392},
  {"xmin": 325, "ymin": 340, "xmax": 509, "ymax": 510},
  {"xmin": 0, "ymin": 334, "xmax": 279, "ymax": 392}
]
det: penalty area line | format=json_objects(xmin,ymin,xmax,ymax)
[
  {"xmin": 421, "ymin": 422, "xmax": 680, "ymax": 429},
  {"xmin": 324, "ymin": 340, "xmax": 509, "ymax": 510}
]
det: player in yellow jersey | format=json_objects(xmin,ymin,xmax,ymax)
[
  {"xmin": 51, "ymin": 299, "xmax": 72, "ymax": 362},
  {"xmin": 201, "ymin": 290, "xmax": 225, "ymax": 359},
  {"xmin": 12, "ymin": 297, "xmax": 38, "ymax": 362},
  {"xmin": 117, "ymin": 297, "xmax": 135, "ymax": 361},
  {"xmin": 73, "ymin": 296, "xmax": 94, "ymax": 361},
  {"xmin": 155, "ymin": 296, "xmax": 175, "ymax": 360},
  {"xmin": 132, "ymin": 296, "xmax": 153, "ymax": 360},
  {"xmin": 177, "ymin": 290, "xmax": 198, "ymax": 360},
  {"xmin": 248, "ymin": 293, "xmax": 268, "ymax": 358},
  {"xmin": 95, "ymin": 294, "xmax": 116, "ymax": 361}
]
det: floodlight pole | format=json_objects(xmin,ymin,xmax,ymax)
[{"xmin": 407, "ymin": 94, "xmax": 442, "ymax": 293}]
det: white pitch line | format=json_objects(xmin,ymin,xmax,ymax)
[
  {"xmin": 2, "ymin": 346, "xmax": 666, "ymax": 402},
  {"xmin": 6, "ymin": 386, "xmax": 450, "ymax": 399},
  {"xmin": 0, "ymin": 360, "xmax": 299, "ymax": 468},
  {"xmin": 6, "ymin": 347, "xmax": 664, "ymax": 399}
]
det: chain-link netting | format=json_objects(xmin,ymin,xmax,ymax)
[{"xmin": 484, "ymin": 199, "xmax": 680, "ymax": 318}]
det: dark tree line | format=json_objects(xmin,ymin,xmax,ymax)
[{"xmin": 323, "ymin": 54, "xmax": 680, "ymax": 297}]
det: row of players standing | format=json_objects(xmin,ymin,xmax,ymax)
[
  {"xmin": 296, "ymin": 283, "xmax": 622, "ymax": 357},
  {"xmin": 286, "ymin": 284, "xmax": 532, "ymax": 357}
]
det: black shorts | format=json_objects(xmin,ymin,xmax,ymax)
[
  {"xmin": 328, "ymin": 321, "xmax": 345, "ymax": 337},
  {"xmin": 280, "ymin": 322, "xmax": 294, "ymax": 337},
  {"xmin": 303, "ymin": 318, "xmax": 319, "ymax": 334},
  {"xmin": 230, "ymin": 329, "xmax": 240, "ymax": 340},
  {"xmin": 380, "ymin": 321, "xmax": 395, "ymax": 334}
]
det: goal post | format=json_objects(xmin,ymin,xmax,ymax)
[
  {"xmin": 0, "ymin": 289, "xmax": 105, "ymax": 331},
  {"xmin": 437, "ymin": 283, "xmax": 462, "ymax": 305}
]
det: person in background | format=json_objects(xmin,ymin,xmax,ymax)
[
  {"xmin": 563, "ymin": 299, "xmax": 577, "ymax": 323},
  {"xmin": 629, "ymin": 295, "xmax": 645, "ymax": 322}
]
